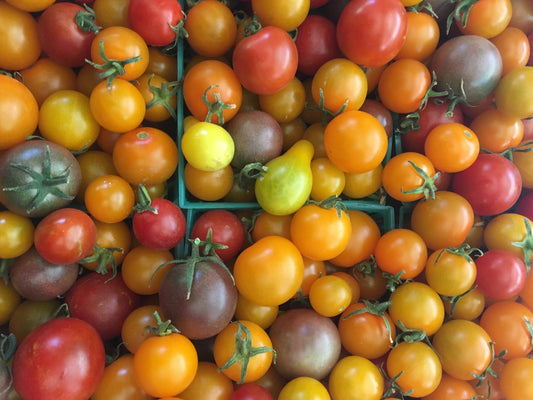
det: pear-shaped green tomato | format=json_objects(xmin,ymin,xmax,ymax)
[
  {"xmin": 255, "ymin": 139, "xmax": 314, "ymax": 215},
  {"xmin": 181, "ymin": 121, "xmax": 235, "ymax": 171}
]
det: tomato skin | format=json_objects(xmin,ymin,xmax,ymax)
[
  {"xmin": 128, "ymin": 0, "xmax": 184, "ymax": 46},
  {"xmin": 233, "ymin": 26, "xmax": 298, "ymax": 95},
  {"xmin": 296, "ymin": 14, "xmax": 341, "ymax": 76},
  {"xmin": 328, "ymin": 355, "xmax": 384, "ymax": 400},
  {"xmin": 425, "ymin": 248, "xmax": 477, "ymax": 297},
  {"xmin": 234, "ymin": 236, "xmax": 304, "ymax": 306},
  {"xmin": 474, "ymin": 249, "xmax": 527, "ymax": 299},
  {"xmin": 0, "ymin": 211, "xmax": 34, "ymax": 259},
  {"xmin": 500, "ymin": 357, "xmax": 533, "ymax": 400},
  {"xmin": 132, "ymin": 198, "xmax": 186, "ymax": 251},
  {"xmin": 113, "ymin": 127, "xmax": 179, "ymax": 185},
  {"xmin": 133, "ymin": 332, "xmax": 198, "ymax": 398},
  {"xmin": 451, "ymin": 153, "xmax": 522, "ymax": 216},
  {"xmin": 12, "ymin": 317, "xmax": 106, "ymax": 400},
  {"xmin": 0, "ymin": 2, "xmax": 41, "ymax": 71},
  {"xmin": 456, "ymin": 0, "xmax": 512, "ymax": 38},
  {"xmin": 34, "ymin": 208, "xmax": 97, "ymax": 265},
  {"xmin": 0, "ymin": 74, "xmax": 39, "ymax": 151},
  {"xmin": 495, "ymin": 65, "xmax": 533, "ymax": 119},
  {"xmin": 231, "ymin": 383, "xmax": 274, "ymax": 400},
  {"xmin": 65, "ymin": 272, "xmax": 141, "ymax": 340},
  {"xmin": 37, "ymin": 2, "xmax": 96, "ymax": 67},
  {"xmin": 336, "ymin": 0, "xmax": 407, "ymax": 68}
]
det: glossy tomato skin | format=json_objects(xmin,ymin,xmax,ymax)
[
  {"xmin": 451, "ymin": 153, "xmax": 522, "ymax": 216},
  {"xmin": 474, "ymin": 249, "xmax": 527, "ymax": 299},
  {"xmin": 0, "ymin": 140, "xmax": 81, "ymax": 218},
  {"xmin": 34, "ymin": 208, "xmax": 97, "ymax": 265},
  {"xmin": 12, "ymin": 317, "xmax": 105, "ymax": 400},
  {"xmin": 65, "ymin": 272, "xmax": 141, "ymax": 340},
  {"xmin": 37, "ymin": 2, "xmax": 97, "ymax": 67},
  {"xmin": 230, "ymin": 383, "xmax": 274, "ymax": 400},
  {"xmin": 295, "ymin": 14, "xmax": 341, "ymax": 76},
  {"xmin": 132, "ymin": 198, "xmax": 186, "ymax": 251},
  {"xmin": 158, "ymin": 259, "xmax": 238, "ymax": 340},
  {"xmin": 128, "ymin": 0, "xmax": 184, "ymax": 46},
  {"xmin": 336, "ymin": 0, "xmax": 407, "ymax": 68},
  {"xmin": 233, "ymin": 26, "xmax": 298, "ymax": 95},
  {"xmin": 190, "ymin": 209, "xmax": 245, "ymax": 261}
]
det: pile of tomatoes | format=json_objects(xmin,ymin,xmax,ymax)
[{"xmin": 1, "ymin": 0, "xmax": 533, "ymax": 399}]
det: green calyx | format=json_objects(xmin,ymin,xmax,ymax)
[
  {"xmin": 146, "ymin": 74, "xmax": 179, "ymax": 120},
  {"xmin": 133, "ymin": 184, "xmax": 158, "ymax": 214},
  {"xmin": 400, "ymin": 161, "xmax": 439, "ymax": 200},
  {"xmin": 434, "ymin": 243, "xmax": 483, "ymax": 265},
  {"xmin": 511, "ymin": 216, "xmax": 533, "ymax": 275},
  {"xmin": 342, "ymin": 299, "xmax": 394, "ymax": 345},
  {"xmin": 75, "ymin": 4, "xmax": 101, "ymax": 34},
  {"xmin": 145, "ymin": 311, "xmax": 180, "ymax": 336},
  {"xmin": 307, "ymin": 195, "xmax": 348, "ymax": 219},
  {"xmin": 202, "ymin": 85, "xmax": 237, "ymax": 125},
  {"xmin": 446, "ymin": 0, "xmax": 480, "ymax": 35},
  {"xmin": 85, "ymin": 39, "xmax": 142, "ymax": 90},
  {"xmin": 78, "ymin": 244, "xmax": 124, "ymax": 280},
  {"xmin": 217, "ymin": 321, "xmax": 276, "ymax": 384},
  {"xmin": 3, "ymin": 145, "xmax": 75, "ymax": 214}
]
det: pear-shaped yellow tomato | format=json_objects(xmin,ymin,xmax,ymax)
[{"xmin": 255, "ymin": 139, "xmax": 314, "ymax": 216}]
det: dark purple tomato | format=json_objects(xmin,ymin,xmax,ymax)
[
  {"xmin": 452, "ymin": 153, "xmax": 522, "ymax": 216},
  {"xmin": 268, "ymin": 308, "xmax": 341, "ymax": 380},
  {"xmin": 37, "ymin": 2, "xmax": 97, "ymax": 67},
  {"xmin": 65, "ymin": 272, "xmax": 140, "ymax": 340},
  {"xmin": 225, "ymin": 110, "xmax": 283, "ymax": 170},
  {"xmin": 12, "ymin": 317, "xmax": 105, "ymax": 400},
  {"xmin": 295, "ymin": 14, "xmax": 341, "ymax": 77},
  {"xmin": 0, "ymin": 140, "xmax": 81, "ymax": 218},
  {"xmin": 475, "ymin": 249, "xmax": 527, "ymax": 299},
  {"xmin": 132, "ymin": 197, "xmax": 186, "ymax": 251},
  {"xmin": 190, "ymin": 209, "xmax": 245, "ymax": 262},
  {"xmin": 10, "ymin": 247, "xmax": 79, "ymax": 301},
  {"xmin": 430, "ymin": 35, "xmax": 503, "ymax": 105},
  {"xmin": 158, "ymin": 259, "xmax": 238, "ymax": 340}
]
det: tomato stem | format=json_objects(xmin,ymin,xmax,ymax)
[
  {"xmin": 307, "ymin": 195, "xmax": 348, "ymax": 219},
  {"xmin": 78, "ymin": 245, "xmax": 123, "ymax": 280},
  {"xmin": 146, "ymin": 311, "xmax": 180, "ymax": 336},
  {"xmin": 3, "ymin": 145, "xmax": 75, "ymax": 214},
  {"xmin": 400, "ymin": 161, "xmax": 439, "ymax": 200},
  {"xmin": 202, "ymin": 85, "xmax": 236, "ymax": 125},
  {"xmin": 133, "ymin": 184, "xmax": 158, "ymax": 214},
  {"xmin": 434, "ymin": 243, "xmax": 483, "ymax": 265},
  {"xmin": 342, "ymin": 299, "xmax": 394, "ymax": 345},
  {"xmin": 145, "ymin": 74, "xmax": 179, "ymax": 120},
  {"xmin": 446, "ymin": 0, "xmax": 480, "ymax": 34},
  {"xmin": 216, "ymin": 321, "xmax": 276, "ymax": 384},
  {"xmin": 511, "ymin": 217, "xmax": 533, "ymax": 275},
  {"xmin": 75, "ymin": 4, "xmax": 101, "ymax": 34}
]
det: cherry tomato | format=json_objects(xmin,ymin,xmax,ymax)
[
  {"xmin": 328, "ymin": 355, "xmax": 384, "ymax": 400},
  {"xmin": 0, "ymin": 211, "xmax": 34, "ymax": 259},
  {"xmin": 425, "ymin": 247, "xmax": 477, "ymax": 297},
  {"xmin": 490, "ymin": 26, "xmax": 531, "ymax": 75},
  {"xmin": 121, "ymin": 304, "xmax": 164, "ymax": 354},
  {"xmin": 455, "ymin": 0, "xmax": 512, "ymax": 38},
  {"xmin": 469, "ymin": 107, "xmax": 524, "ymax": 153},
  {"xmin": 179, "ymin": 361, "xmax": 235, "ymax": 400},
  {"xmin": 395, "ymin": 11, "xmax": 440, "ymax": 61}
]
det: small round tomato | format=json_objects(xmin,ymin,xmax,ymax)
[
  {"xmin": 443, "ymin": 287, "xmax": 486, "ymax": 321},
  {"xmin": 431, "ymin": 319, "xmax": 493, "ymax": 381},
  {"xmin": 259, "ymin": 77, "xmax": 306, "ymax": 124},
  {"xmin": 490, "ymin": 26, "xmax": 531, "ymax": 75},
  {"xmin": 89, "ymin": 79, "xmax": 146, "ymax": 133},
  {"xmin": 183, "ymin": 59, "xmax": 243, "ymax": 125},
  {"xmin": 0, "ymin": 280, "xmax": 21, "ymax": 325},
  {"xmin": 329, "ymin": 209, "xmax": 381, "ymax": 268},
  {"xmin": 324, "ymin": 110, "xmax": 388, "ymax": 174},
  {"xmin": 134, "ymin": 73, "xmax": 177, "ymax": 122},
  {"xmin": 278, "ymin": 377, "xmax": 329, "ymax": 400},
  {"xmin": 214, "ymin": 320, "xmax": 274, "ymax": 383},
  {"xmin": 121, "ymin": 305, "xmax": 164, "ymax": 354},
  {"xmin": 410, "ymin": 190, "xmax": 474, "ymax": 250},
  {"xmin": 513, "ymin": 140, "xmax": 533, "ymax": 189},
  {"xmin": 290, "ymin": 201, "xmax": 352, "ymax": 261},
  {"xmin": 495, "ymin": 65, "xmax": 533, "ymax": 119},
  {"xmin": 388, "ymin": 281, "xmax": 445, "ymax": 336},
  {"xmin": 181, "ymin": 122, "xmax": 235, "ymax": 172},
  {"xmin": 39, "ymin": 89, "xmax": 100, "ymax": 151},
  {"xmin": 378, "ymin": 58, "xmax": 431, "ymax": 114},
  {"xmin": 309, "ymin": 274, "xmax": 352, "ymax": 317},
  {"xmin": 120, "ymin": 245, "xmax": 174, "ymax": 295},
  {"xmin": 90, "ymin": 26, "xmax": 149, "ymax": 82},
  {"xmin": 0, "ymin": 211, "xmax": 34, "ymax": 259},
  {"xmin": 76, "ymin": 150, "xmax": 118, "ymax": 202},
  {"xmin": 456, "ymin": 0, "xmax": 512, "ymax": 38},
  {"xmin": 113, "ymin": 127, "xmax": 179, "ymax": 185},
  {"xmin": 0, "ymin": 2, "xmax": 41, "ymax": 71},
  {"xmin": 19, "ymin": 57, "xmax": 78, "ymax": 106},
  {"xmin": 424, "ymin": 122, "xmax": 480, "ymax": 173},
  {"xmin": 425, "ymin": 247, "xmax": 477, "ymax": 297},
  {"xmin": 0, "ymin": 74, "xmax": 39, "ymax": 150},
  {"xmin": 395, "ymin": 11, "xmax": 440, "ymax": 61},
  {"xmin": 93, "ymin": 0, "xmax": 130, "ymax": 28},
  {"xmin": 374, "ymin": 228, "xmax": 428, "ymax": 280},
  {"xmin": 233, "ymin": 236, "xmax": 304, "ymax": 306},
  {"xmin": 311, "ymin": 58, "xmax": 368, "ymax": 114},
  {"xmin": 251, "ymin": 212, "xmax": 293, "ymax": 242},
  {"xmin": 342, "ymin": 165, "xmax": 383, "ymax": 200},
  {"xmin": 483, "ymin": 212, "xmax": 533, "ymax": 262},
  {"xmin": 84, "ymin": 174, "xmax": 135, "ymax": 223},
  {"xmin": 234, "ymin": 293, "xmax": 279, "ymax": 330},
  {"xmin": 500, "ymin": 357, "xmax": 533, "ymax": 400},
  {"xmin": 386, "ymin": 341, "xmax": 442, "ymax": 398},
  {"xmin": 184, "ymin": 163, "xmax": 234, "ymax": 201},
  {"xmin": 328, "ymin": 355, "xmax": 384, "ymax": 400},
  {"xmin": 185, "ymin": 0, "xmax": 237, "ymax": 58},
  {"xmin": 179, "ymin": 361, "xmax": 235, "ymax": 400},
  {"xmin": 382, "ymin": 152, "xmax": 437, "ymax": 203},
  {"xmin": 480, "ymin": 300, "xmax": 533, "ymax": 360},
  {"xmin": 338, "ymin": 302, "xmax": 396, "ymax": 360},
  {"xmin": 34, "ymin": 208, "xmax": 97, "ymax": 265},
  {"xmin": 309, "ymin": 157, "xmax": 346, "ymax": 201},
  {"xmin": 469, "ymin": 107, "xmax": 524, "ymax": 153},
  {"xmin": 133, "ymin": 331, "xmax": 198, "ymax": 398}
]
